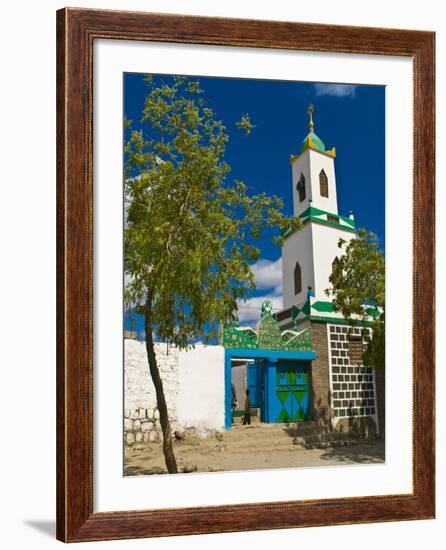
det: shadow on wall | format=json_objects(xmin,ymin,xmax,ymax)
[
  {"xmin": 335, "ymin": 414, "xmax": 378, "ymax": 440},
  {"xmin": 311, "ymin": 394, "xmax": 332, "ymax": 427}
]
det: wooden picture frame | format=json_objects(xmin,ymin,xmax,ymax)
[{"xmin": 56, "ymin": 7, "xmax": 435, "ymax": 542}]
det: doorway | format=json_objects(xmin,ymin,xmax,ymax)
[{"xmin": 275, "ymin": 362, "xmax": 309, "ymax": 422}]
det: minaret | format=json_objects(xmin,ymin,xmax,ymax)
[
  {"xmin": 290, "ymin": 104, "xmax": 338, "ymax": 218},
  {"xmin": 281, "ymin": 105, "xmax": 356, "ymax": 309}
]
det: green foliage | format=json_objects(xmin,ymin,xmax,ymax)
[
  {"xmin": 363, "ymin": 317, "xmax": 385, "ymax": 370},
  {"xmin": 124, "ymin": 75, "xmax": 301, "ymax": 349},
  {"xmin": 325, "ymin": 229, "xmax": 385, "ymax": 369},
  {"xmin": 236, "ymin": 114, "xmax": 256, "ymax": 136},
  {"xmin": 326, "ymin": 229, "xmax": 384, "ymax": 315}
]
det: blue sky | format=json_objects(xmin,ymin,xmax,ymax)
[{"xmin": 124, "ymin": 73, "xmax": 385, "ymax": 328}]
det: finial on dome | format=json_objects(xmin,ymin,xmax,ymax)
[{"xmin": 308, "ymin": 103, "xmax": 314, "ymax": 132}]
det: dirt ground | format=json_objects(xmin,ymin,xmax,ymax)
[{"xmin": 124, "ymin": 422, "xmax": 385, "ymax": 476}]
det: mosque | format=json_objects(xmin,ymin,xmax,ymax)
[
  {"xmin": 223, "ymin": 105, "xmax": 384, "ymax": 435},
  {"xmin": 124, "ymin": 106, "xmax": 384, "ymax": 441}
]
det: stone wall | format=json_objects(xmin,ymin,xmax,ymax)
[
  {"xmin": 124, "ymin": 340, "xmax": 225, "ymax": 445},
  {"xmin": 124, "ymin": 406, "xmax": 163, "ymax": 446},
  {"xmin": 309, "ymin": 321, "xmax": 331, "ymax": 425},
  {"xmin": 125, "ymin": 340, "xmax": 179, "ymax": 445}
]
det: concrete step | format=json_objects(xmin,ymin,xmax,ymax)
[
  {"xmin": 303, "ymin": 439, "xmax": 359, "ymax": 450},
  {"xmin": 228, "ymin": 425, "xmax": 327, "ymax": 441},
  {"xmin": 295, "ymin": 431, "xmax": 355, "ymax": 444},
  {"xmin": 231, "ymin": 421, "xmax": 324, "ymax": 431},
  {"xmin": 225, "ymin": 423, "xmax": 363, "ymax": 452},
  {"xmin": 292, "ymin": 421, "xmax": 320, "ymax": 428},
  {"xmin": 287, "ymin": 425, "xmax": 329, "ymax": 437}
]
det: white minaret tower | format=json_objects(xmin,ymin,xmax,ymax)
[{"xmin": 282, "ymin": 105, "xmax": 357, "ymax": 309}]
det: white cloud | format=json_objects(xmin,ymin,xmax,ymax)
[
  {"xmin": 237, "ymin": 293, "xmax": 284, "ymax": 324},
  {"xmin": 314, "ymin": 83, "xmax": 358, "ymax": 98},
  {"xmin": 250, "ymin": 258, "xmax": 282, "ymax": 293},
  {"xmin": 234, "ymin": 258, "xmax": 284, "ymax": 324}
]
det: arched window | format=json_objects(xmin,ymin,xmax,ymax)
[
  {"xmin": 294, "ymin": 262, "xmax": 302, "ymax": 295},
  {"xmin": 319, "ymin": 169, "xmax": 329, "ymax": 198},
  {"xmin": 296, "ymin": 173, "xmax": 306, "ymax": 203}
]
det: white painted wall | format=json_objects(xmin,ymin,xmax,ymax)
[
  {"xmin": 291, "ymin": 148, "xmax": 338, "ymax": 216},
  {"xmin": 311, "ymin": 222, "xmax": 356, "ymax": 299},
  {"xmin": 282, "ymin": 222, "xmax": 314, "ymax": 308},
  {"xmin": 125, "ymin": 340, "xmax": 225, "ymax": 434},
  {"xmin": 282, "ymin": 221, "xmax": 356, "ymax": 307},
  {"xmin": 177, "ymin": 345, "xmax": 226, "ymax": 432},
  {"xmin": 307, "ymin": 149, "xmax": 339, "ymax": 214},
  {"xmin": 291, "ymin": 149, "xmax": 311, "ymax": 216}
]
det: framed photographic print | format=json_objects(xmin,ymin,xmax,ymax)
[{"xmin": 56, "ymin": 7, "xmax": 435, "ymax": 542}]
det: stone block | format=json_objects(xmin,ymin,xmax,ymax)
[
  {"xmin": 141, "ymin": 421, "xmax": 151, "ymax": 432},
  {"xmin": 182, "ymin": 464, "xmax": 198, "ymax": 473},
  {"xmin": 143, "ymin": 432, "xmax": 150, "ymax": 443},
  {"xmin": 149, "ymin": 430, "xmax": 159, "ymax": 443},
  {"xmin": 124, "ymin": 418, "xmax": 133, "ymax": 431},
  {"xmin": 154, "ymin": 409, "xmax": 160, "ymax": 420},
  {"xmin": 133, "ymin": 419, "xmax": 141, "ymax": 431},
  {"xmin": 174, "ymin": 430, "xmax": 186, "ymax": 441},
  {"xmin": 135, "ymin": 432, "xmax": 143, "ymax": 443},
  {"xmin": 124, "ymin": 409, "xmax": 131, "ymax": 418},
  {"xmin": 125, "ymin": 432, "xmax": 135, "ymax": 446}
]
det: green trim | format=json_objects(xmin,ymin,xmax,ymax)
[
  {"xmin": 282, "ymin": 226, "xmax": 294, "ymax": 238},
  {"xmin": 366, "ymin": 307, "xmax": 381, "ymax": 318},
  {"xmin": 293, "ymin": 315, "xmax": 374, "ymax": 327},
  {"xmin": 300, "ymin": 206, "xmax": 355, "ymax": 228},
  {"xmin": 296, "ymin": 301, "xmax": 311, "ymax": 316},
  {"xmin": 284, "ymin": 206, "xmax": 356, "ymax": 239},
  {"xmin": 303, "ymin": 217, "xmax": 357, "ymax": 233},
  {"xmin": 311, "ymin": 300, "xmax": 335, "ymax": 313},
  {"xmin": 299, "ymin": 205, "xmax": 323, "ymax": 218},
  {"xmin": 277, "ymin": 298, "xmax": 378, "ymax": 329}
]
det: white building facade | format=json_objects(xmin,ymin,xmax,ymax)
[
  {"xmin": 276, "ymin": 106, "xmax": 383, "ymax": 436},
  {"xmin": 282, "ymin": 106, "xmax": 357, "ymax": 309}
]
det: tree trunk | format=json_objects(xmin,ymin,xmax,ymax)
[{"xmin": 144, "ymin": 294, "xmax": 178, "ymax": 474}]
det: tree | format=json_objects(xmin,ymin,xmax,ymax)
[
  {"xmin": 325, "ymin": 229, "xmax": 385, "ymax": 370},
  {"xmin": 124, "ymin": 75, "xmax": 301, "ymax": 473}
]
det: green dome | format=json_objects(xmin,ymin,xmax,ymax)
[{"xmin": 301, "ymin": 131, "xmax": 325, "ymax": 153}]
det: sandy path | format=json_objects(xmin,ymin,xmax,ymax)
[{"xmin": 124, "ymin": 423, "xmax": 385, "ymax": 476}]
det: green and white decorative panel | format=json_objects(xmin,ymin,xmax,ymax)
[{"xmin": 223, "ymin": 301, "xmax": 313, "ymax": 352}]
